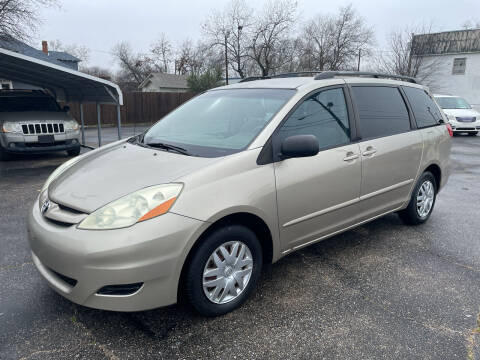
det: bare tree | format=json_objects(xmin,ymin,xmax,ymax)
[
  {"xmin": 151, "ymin": 33, "xmax": 173, "ymax": 73},
  {"xmin": 112, "ymin": 42, "xmax": 154, "ymax": 87},
  {"xmin": 247, "ymin": 0, "xmax": 298, "ymax": 76},
  {"xmin": 175, "ymin": 40, "xmax": 223, "ymax": 76},
  {"xmin": 0, "ymin": 0, "xmax": 58, "ymax": 40},
  {"xmin": 376, "ymin": 25, "xmax": 441, "ymax": 87},
  {"xmin": 462, "ymin": 19, "xmax": 480, "ymax": 29},
  {"xmin": 202, "ymin": 0, "xmax": 253, "ymax": 78},
  {"xmin": 300, "ymin": 14, "xmax": 335, "ymax": 71},
  {"xmin": 48, "ymin": 39, "xmax": 90, "ymax": 64},
  {"xmin": 81, "ymin": 66, "xmax": 113, "ymax": 81},
  {"xmin": 328, "ymin": 5, "xmax": 374, "ymax": 70}
]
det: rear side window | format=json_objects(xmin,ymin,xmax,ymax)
[
  {"xmin": 352, "ymin": 86, "xmax": 411, "ymax": 139},
  {"xmin": 402, "ymin": 87, "xmax": 443, "ymax": 128},
  {"xmin": 278, "ymin": 87, "xmax": 350, "ymax": 150}
]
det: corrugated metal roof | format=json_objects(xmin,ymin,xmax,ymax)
[
  {"xmin": 0, "ymin": 47, "xmax": 122, "ymax": 104},
  {"xmin": 413, "ymin": 29, "xmax": 480, "ymax": 55}
]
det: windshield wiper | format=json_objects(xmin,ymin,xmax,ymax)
[{"xmin": 146, "ymin": 142, "xmax": 191, "ymax": 155}]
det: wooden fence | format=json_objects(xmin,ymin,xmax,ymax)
[{"xmin": 67, "ymin": 92, "xmax": 195, "ymax": 127}]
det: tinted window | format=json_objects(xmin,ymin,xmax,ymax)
[
  {"xmin": 352, "ymin": 86, "xmax": 410, "ymax": 139},
  {"xmin": 403, "ymin": 87, "xmax": 443, "ymax": 128},
  {"xmin": 0, "ymin": 96, "xmax": 61, "ymax": 112},
  {"xmin": 278, "ymin": 88, "xmax": 350, "ymax": 150}
]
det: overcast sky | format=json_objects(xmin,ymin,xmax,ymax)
[{"xmin": 36, "ymin": 0, "xmax": 480, "ymax": 70}]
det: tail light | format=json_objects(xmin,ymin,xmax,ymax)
[{"xmin": 446, "ymin": 123, "xmax": 453, "ymax": 137}]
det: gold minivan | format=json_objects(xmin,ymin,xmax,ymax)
[{"xmin": 28, "ymin": 72, "xmax": 452, "ymax": 316}]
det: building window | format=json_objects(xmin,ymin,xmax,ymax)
[{"xmin": 452, "ymin": 58, "xmax": 467, "ymax": 75}]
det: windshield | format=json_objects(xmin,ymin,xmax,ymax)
[
  {"xmin": 435, "ymin": 96, "xmax": 471, "ymax": 109},
  {"xmin": 0, "ymin": 96, "xmax": 61, "ymax": 112},
  {"xmin": 143, "ymin": 88, "xmax": 295, "ymax": 157}
]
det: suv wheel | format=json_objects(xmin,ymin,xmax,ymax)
[
  {"xmin": 185, "ymin": 225, "xmax": 262, "ymax": 317},
  {"xmin": 399, "ymin": 171, "xmax": 437, "ymax": 225}
]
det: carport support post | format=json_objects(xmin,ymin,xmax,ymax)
[
  {"xmin": 80, "ymin": 103, "xmax": 85, "ymax": 146},
  {"xmin": 96, "ymin": 102, "xmax": 102, "ymax": 147},
  {"xmin": 116, "ymin": 104, "xmax": 122, "ymax": 140}
]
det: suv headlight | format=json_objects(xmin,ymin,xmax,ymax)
[
  {"xmin": 78, "ymin": 183, "xmax": 183, "ymax": 230},
  {"xmin": 41, "ymin": 156, "xmax": 82, "ymax": 192},
  {"xmin": 447, "ymin": 114, "xmax": 456, "ymax": 122},
  {"xmin": 2, "ymin": 122, "xmax": 22, "ymax": 133},
  {"xmin": 64, "ymin": 120, "xmax": 79, "ymax": 131}
]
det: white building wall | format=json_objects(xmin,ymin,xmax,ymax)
[{"xmin": 420, "ymin": 52, "xmax": 480, "ymax": 110}]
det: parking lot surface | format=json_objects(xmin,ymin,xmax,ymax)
[{"xmin": 1, "ymin": 136, "xmax": 479, "ymax": 359}]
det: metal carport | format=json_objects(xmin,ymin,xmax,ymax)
[{"xmin": 0, "ymin": 47, "xmax": 123, "ymax": 147}]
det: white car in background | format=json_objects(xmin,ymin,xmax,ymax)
[{"xmin": 434, "ymin": 95, "xmax": 480, "ymax": 136}]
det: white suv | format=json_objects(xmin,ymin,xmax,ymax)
[{"xmin": 434, "ymin": 95, "xmax": 480, "ymax": 136}]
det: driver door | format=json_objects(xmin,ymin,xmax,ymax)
[{"xmin": 273, "ymin": 87, "xmax": 362, "ymax": 252}]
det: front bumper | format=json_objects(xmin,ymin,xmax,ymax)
[
  {"xmin": 450, "ymin": 121, "xmax": 480, "ymax": 132},
  {"xmin": 28, "ymin": 202, "xmax": 205, "ymax": 311},
  {"xmin": 1, "ymin": 131, "xmax": 81, "ymax": 154}
]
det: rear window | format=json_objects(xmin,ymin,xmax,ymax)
[
  {"xmin": 403, "ymin": 87, "xmax": 443, "ymax": 128},
  {"xmin": 0, "ymin": 96, "xmax": 61, "ymax": 112},
  {"xmin": 352, "ymin": 86, "xmax": 411, "ymax": 139}
]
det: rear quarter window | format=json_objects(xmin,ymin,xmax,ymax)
[
  {"xmin": 402, "ymin": 87, "xmax": 443, "ymax": 128},
  {"xmin": 351, "ymin": 86, "xmax": 411, "ymax": 139}
]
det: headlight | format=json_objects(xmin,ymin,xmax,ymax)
[
  {"xmin": 2, "ymin": 122, "xmax": 22, "ymax": 133},
  {"xmin": 78, "ymin": 183, "xmax": 183, "ymax": 230},
  {"xmin": 447, "ymin": 114, "xmax": 456, "ymax": 122},
  {"xmin": 41, "ymin": 156, "xmax": 82, "ymax": 192},
  {"xmin": 64, "ymin": 120, "xmax": 79, "ymax": 131}
]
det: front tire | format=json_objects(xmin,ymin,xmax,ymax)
[
  {"xmin": 185, "ymin": 225, "xmax": 263, "ymax": 317},
  {"xmin": 399, "ymin": 171, "xmax": 437, "ymax": 225}
]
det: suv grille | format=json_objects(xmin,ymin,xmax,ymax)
[{"xmin": 21, "ymin": 123, "xmax": 64, "ymax": 135}]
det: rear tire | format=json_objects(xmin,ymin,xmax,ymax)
[
  {"xmin": 399, "ymin": 171, "xmax": 437, "ymax": 225},
  {"xmin": 185, "ymin": 224, "xmax": 263, "ymax": 317},
  {"xmin": 468, "ymin": 132, "xmax": 478, "ymax": 136},
  {"xmin": 67, "ymin": 146, "xmax": 81, "ymax": 157}
]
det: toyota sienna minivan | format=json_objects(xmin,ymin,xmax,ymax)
[{"xmin": 28, "ymin": 72, "xmax": 452, "ymax": 316}]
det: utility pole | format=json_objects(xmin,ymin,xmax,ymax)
[
  {"xmin": 357, "ymin": 49, "xmax": 361, "ymax": 71},
  {"xmin": 225, "ymin": 30, "xmax": 230, "ymax": 85},
  {"xmin": 237, "ymin": 25, "xmax": 243, "ymax": 78}
]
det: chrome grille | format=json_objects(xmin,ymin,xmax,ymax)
[
  {"xmin": 455, "ymin": 117, "xmax": 476, "ymax": 123},
  {"xmin": 22, "ymin": 123, "xmax": 64, "ymax": 135}
]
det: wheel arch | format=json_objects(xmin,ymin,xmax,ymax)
[{"xmin": 177, "ymin": 211, "xmax": 274, "ymax": 301}]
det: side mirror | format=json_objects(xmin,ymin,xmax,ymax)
[
  {"xmin": 281, "ymin": 134, "xmax": 319, "ymax": 159},
  {"xmin": 63, "ymin": 105, "xmax": 70, "ymax": 112}
]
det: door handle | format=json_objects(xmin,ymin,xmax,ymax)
[
  {"xmin": 343, "ymin": 152, "xmax": 359, "ymax": 161},
  {"xmin": 362, "ymin": 146, "xmax": 377, "ymax": 157}
]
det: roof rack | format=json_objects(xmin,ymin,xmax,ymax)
[
  {"xmin": 313, "ymin": 71, "xmax": 417, "ymax": 83},
  {"xmin": 238, "ymin": 71, "xmax": 418, "ymax": 84}
]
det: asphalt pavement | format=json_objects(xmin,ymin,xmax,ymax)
[{"xmin": 1, "ymin": 135, "xmax": 479, "ymax": 359}]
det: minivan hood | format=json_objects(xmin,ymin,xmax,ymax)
[
  {"xmin": 48, "ymin": 142, "xmax": 220, "ymax": 213},
  {"xmin": 0, "ymin": 111, "xmax": 71, "ymax": 122},
  {"xmin": 442, "ymin": 108, "xmax": 480, "ymax": 118}
]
